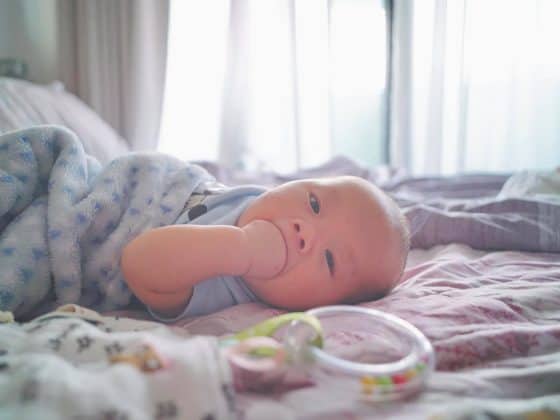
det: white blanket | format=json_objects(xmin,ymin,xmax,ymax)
[{"xmin": 0, "ymin": 306, "xmax": 236, "ymax": 420}]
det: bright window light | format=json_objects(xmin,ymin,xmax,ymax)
[{"xmin": 159, "ymin": 0, "xmax": 389, "ymax": 172}]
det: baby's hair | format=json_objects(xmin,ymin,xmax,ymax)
[
  {"xmin": 384, "ymin": 194, "xmax": 411, "ymax": 287},
  {"xmin": 350, "ymin": 191, "xmax": 410, "ymax": 304},
  {"xmin": 395, "ymin": 204, "xmax": 411, "ymax": 278}
]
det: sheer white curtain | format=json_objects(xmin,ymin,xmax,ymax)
[
  {"xmin": 57, "ymin": 0, "xmax": 169, "ymax": 150},
  {"xmin": 159, "ymin": 0, "xmax": 389, "ymax": 173},
  {"xmin": 391, "ymin": 0, "xmax": 560, "ymax": 175}
]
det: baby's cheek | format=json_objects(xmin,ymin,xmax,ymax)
[{"xmin": 273, "ymin": 275, "xmax": 317, "ymax": 307}]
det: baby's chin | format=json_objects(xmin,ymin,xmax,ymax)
[{"xmin": 242, "ymin": 279, "xmax": 340, "ymax": 311}]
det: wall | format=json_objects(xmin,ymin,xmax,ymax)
[{"xmin": 0, "ymin": 0, "xmax": 58, "ymax": 84}]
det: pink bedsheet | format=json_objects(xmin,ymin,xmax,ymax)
[
  {"xmin": 107, "ymin": 239, "xmax": 560, "ymax": 418},
  {"xmin": 152, "ymin": 244, "xmax": 560, "ymax": 419}
]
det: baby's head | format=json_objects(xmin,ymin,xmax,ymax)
[{"xmin": 237, "ymin": 176, "xmax": 410, "ymax": 310}]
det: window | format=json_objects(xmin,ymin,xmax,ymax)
[
  {"xmin": 398, "ymin": 0, "xmax": 560, "ymax": 174},
  {"xmin": 159, "ymin": 0, "xmax": 391, "ymax": 173}
]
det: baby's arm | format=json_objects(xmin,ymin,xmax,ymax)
[{"xmin": 121, "ymin": 221, "xmax": 286, "ymax": 317}]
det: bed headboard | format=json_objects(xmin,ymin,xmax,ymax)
[{"xmin": 0, "ymin": 58, "xmax": 28, "ymax": 80}]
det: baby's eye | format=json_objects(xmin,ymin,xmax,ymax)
[
  {"xmin": 325, "ymin": 249, "xmax": 335, "ymax": 275},
  {"xmin": 309, "ymin": 193, "xmax": 320, "ymax": 214}
]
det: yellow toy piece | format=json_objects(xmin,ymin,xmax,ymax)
[{"xmin": 109, "ymin": 345, "xmax": 166, "ymax": 372}]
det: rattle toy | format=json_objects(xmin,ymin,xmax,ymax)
[{"xmin": 221, "ymin": 305, "xmax": 435, "ymax": 401}]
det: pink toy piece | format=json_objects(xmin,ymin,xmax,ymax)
[{"xmin": 224, "ymin": 336, "xmax": 288, "ymax": 392}]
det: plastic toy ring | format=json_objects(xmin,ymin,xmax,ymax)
[
  {"xmin": 290, "ymin": 306, "xmax": 436, "ymax": 399},
  {"xmin": 223, "ymin": 305, "xmax": 435, "ymax": 400}
]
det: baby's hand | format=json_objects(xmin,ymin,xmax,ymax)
[{"xmin": 241, "ymin": 220, "xmax": 287, "ymax": 279}]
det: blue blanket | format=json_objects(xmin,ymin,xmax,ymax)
[{"xmin": 0, "ymin": 125, "xmax": 213, "ymax": 317}]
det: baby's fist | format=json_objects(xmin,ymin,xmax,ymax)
[{"xmin": 240, "ymin": 220, "xmax": 287, "ymax": 280}]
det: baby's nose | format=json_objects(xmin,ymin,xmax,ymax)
[{"xmin": 292, "ymin": 219, "xmax": 315, "ymax": 254}]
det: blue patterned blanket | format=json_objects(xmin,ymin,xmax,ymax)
[{"xmin": 0, "ymin": 125, "xmax": 213, "ymax": 317}]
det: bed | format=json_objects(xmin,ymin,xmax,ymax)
[
  {"xmin": 160, "ymin": 169, "xmax": 560, "ymax": 419},
  {"xmin": 0, "ymin": 77, "xmax": 559, "ymax": 419}
]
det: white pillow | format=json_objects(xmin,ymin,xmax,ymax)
[{"xmin": 0, "ymin": 77, "xmax": 130, "ymax": 164}]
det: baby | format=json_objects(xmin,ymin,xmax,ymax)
[
  {"xmin": 0, "ymin": 125, "xmax": 408, "ymax": 320},
  {"xmin": 122, "ymin": 176, "xmax": 410, "ymax": 320}
]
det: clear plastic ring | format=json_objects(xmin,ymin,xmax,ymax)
[{"xmin": 287, "ymin": 305, "xmax": 435, "ymax": 400}]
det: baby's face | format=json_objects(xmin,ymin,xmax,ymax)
[{"xmin": 237, "ymin": 176, "xmax": 403, "ymax": 310}]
